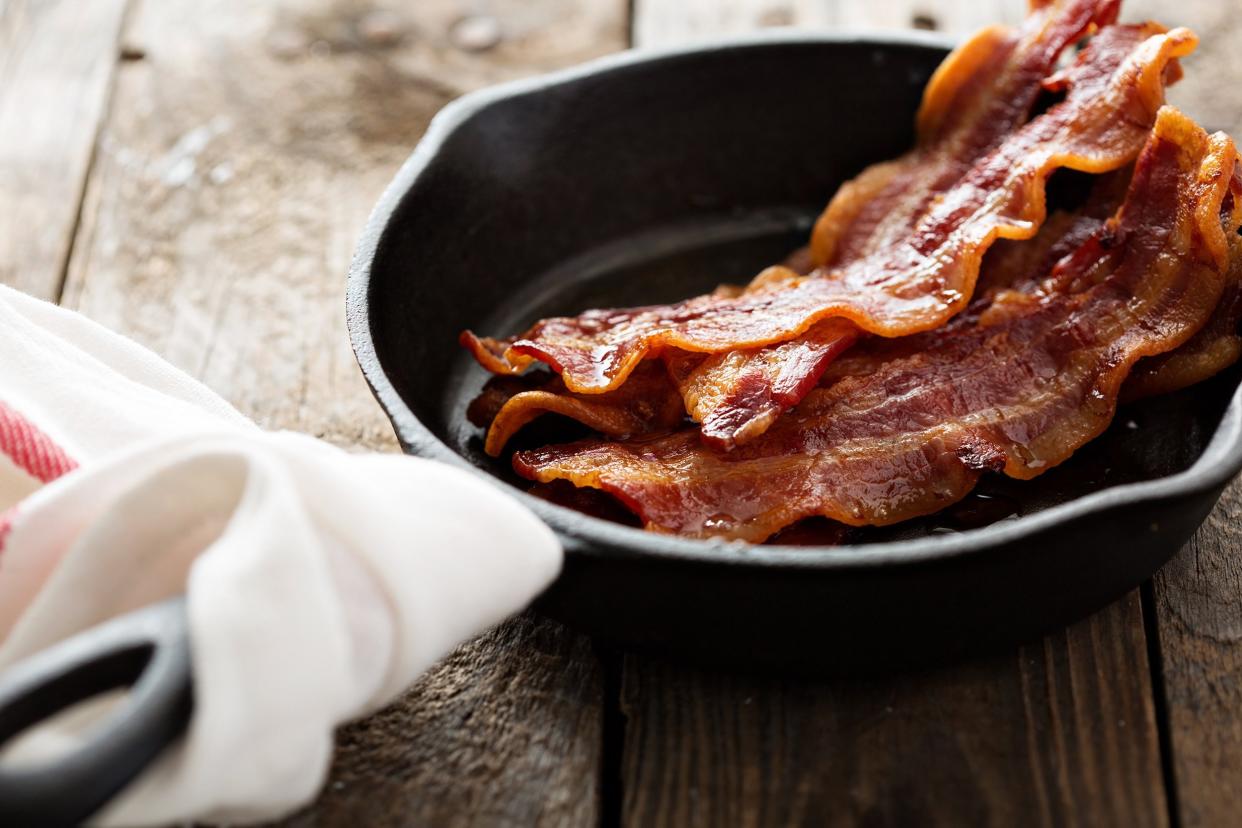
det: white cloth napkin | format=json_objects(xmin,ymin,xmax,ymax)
[{"xmin": 0, "ymin": 284, "xmax": 562, "ymax": 825}]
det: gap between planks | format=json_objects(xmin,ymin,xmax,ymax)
[{"xmin": 0, "ymin": 0, "xmax": 131, "ymax": 301}]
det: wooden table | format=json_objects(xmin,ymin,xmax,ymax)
[{"xmin": 4, "ymin": 0, "xmax": 1241, "ymax": 824}]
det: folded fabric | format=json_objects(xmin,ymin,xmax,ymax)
[{"xmin": 0, "ymin": 284, "xmax": 562, "ymax": 825}]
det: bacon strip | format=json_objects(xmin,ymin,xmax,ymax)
[
  {"xmin": 663, "ymin": 319, "xmax": 860, "ymax": 449},
  {"xmin": 1125, "ymin": 235, "xmax": 1242, "ymax": 401},
  {"xmin": 668, "ymin": 168, "xmax": 1135, "ymax": 448},
  {"xmin": 811, "ymin": 0, "xmax": 1120, "ymax": 268},
  {"xmin": 467, "ymin": 361, "xmax": 685, "ymax": 457},
  {"xmin": 514, "ymin": 109, "xmax": 1242, "ymax": 542},
  {"xmin": 468, "ymin": 255, "xmax": 835, "ymax": 453},
  {"xmin": 1122, "ymin": 161, "xmax": 1242, "ymax": 401},
  {"xmin": 463, "ymin": 22, "xmax": 1196, "ymax": 424}
]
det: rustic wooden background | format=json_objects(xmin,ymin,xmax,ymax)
[{"xmin": 2, "ymin": 0, "xmax": 1240, "ymax": 825}]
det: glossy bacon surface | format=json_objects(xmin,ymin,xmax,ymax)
[
  {"xmin": 514, "ymin": 110, "xmax": 1242, "ymax": 542},
  {"xmin": 663, "ymin": 318, "xmax": 859, "ymax": 449},
  {"xmin": 1122, "ymin": 159, "xmax": 1242, "ymax": 401},
  {"xmin": 810, "ymin": 0, "xmax": 1119, "ymax": 268},
  {"xmin": 672, "ymin": 170, "xmax": 1138, "ymax": 449},
  {"xmin": 463, "ymin": 20, "xmax": 1195, "ymax": 414},
  {"xmin": 1126, "ymin": 235, "xmax": 1242, "ymax": 401},
  {"xmin": 467, "ymin": 361, "xmax": 684, "ymax": 457}
]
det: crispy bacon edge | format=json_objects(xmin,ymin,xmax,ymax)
[
  {"xmin": 1125, "ymin": 234, "xmax": 1242, "ymax": 401},
  {"xmin": 467, "ymin": 362, "xmax": 685, "ymax": 457}
]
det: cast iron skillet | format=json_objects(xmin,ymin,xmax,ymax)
[
  {"xmin": 347, "ymin": 30, "xmax": 1242, "ymax": 672},
  {"xmin": 4, "ymin": 30, "xmax": 1242, "ymax": 824}
]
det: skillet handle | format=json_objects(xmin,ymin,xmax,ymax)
[{"xmin": 0, "ymin": 598, "xmax": 193, "ymax": 827}]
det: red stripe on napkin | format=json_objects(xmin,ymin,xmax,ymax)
[
  {"xmin": 0, "ymin": 401, "xmax": 78, "ymax": 483},
  {"xmin": 0, "ymin": 507, "xmax": 14, "ymax": 554}
]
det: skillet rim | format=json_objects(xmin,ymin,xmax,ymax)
[{"xmin": 346, "ymin": 29, "xmax": 1242, "ymax": 571}]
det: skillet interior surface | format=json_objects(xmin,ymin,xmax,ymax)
[{"xmin": 351, "ymin": 34, "xmax": 1242, "ymax": 672}]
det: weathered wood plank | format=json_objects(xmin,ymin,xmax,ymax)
[
  {"xmin": 632, "ymin": 0, "xmax": 1024, "ymax": 49},
  {"xmin": 621, "ymin": 596, "xmax": 1167, "ymax": 828},
  {"xmin": 59, "ymin": 0, "xmax": 627, "ymax": 824},
  {"xmin": 284, "ymin": 615, "xmax": 604, "ymax": 827},
  {"xmin": 1151, "ymin": 481, "xmax": 1242, "ymax": 828},
  {"xmin": 623, "ymin": 2, "xmax": 1170, "ymax": 826},
  {"xmin": 816, "ymin": 0, "xmax": 1023, "ymax": 32},
  {"xmin": 0, "ymin": 0, "xmax": 129, "ymax": 299}
]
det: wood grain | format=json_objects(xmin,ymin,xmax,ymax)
[
  {"xmin": 631, "ymin": 0, "xmax": 1024, "ymax": 49},
  {"xmin": 282, "ymin": 614, "xmax": 604, "ymax": 827},
  {"xmin": 1151, "ymin": 480, "xmax": 1242, "ymax": 828},
  {"xmin": 58, "ymin": 0, "xmax": 626, "ymax": 823},
  {"xmin": 622, "ymin": 3, "xmax": 1175, "ymax": 826},
  {"xmin": 621, "ymin": 595, "xmax": 1168, "ymax": 828},
  {"xmin": 0, "ymin": 0, "xmax": 129, "ymax": 299}
]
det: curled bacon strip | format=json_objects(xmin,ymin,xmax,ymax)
[
  {"xmin": 663, "ymin": 319, "xmax": 859, "ymax": 449},
  {"xmin": 678, "ymin": 170, "xmax": 1140, "ymax": 450},
  {"xmin": 1122, "ymin": 160, "xmax": 1242, "ymax": 401},
  {"xmin": 463, "ymin": 21, "xmax": 1195, "ymax": 444},
  {"xmin": 468, "ymin": 362, "xmax": 684, "ymax": 457},
  {"xmin": 811, "ymin": 0, "xmax": 1120, "ymax": 268},
  {"xmin": 1125, "ymin": 236, "xmax": 1242, "ymax": 401},
  {"xmin": 514, "ymin": 109, "xmax": 1242, "ymax": 542}
]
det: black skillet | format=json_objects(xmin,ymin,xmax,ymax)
[
  {"xmin": 347, "ymin": 30, "xmax": 1242, "ymax": 673},
  {"xmin": 3, "ymin": 30, "xmax": 1242, "ymax": 825}
]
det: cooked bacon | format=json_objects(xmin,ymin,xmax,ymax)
[
  {"xmin": 974, "ymin": 168, "xmax": 1132, "ymax": 299},
  {"xmin": 1123, "ymin": 161, "xmax": 1242, "ymax": 401},
  {"xmin": 668, "ymin": 2, "xmax": 1125, "ymax": 449},
  {"xmin": 1125, "ymin": 235, "xmax": 1242, "ymax": 401},
  {"xmin": 810, "ymin": 0, "xmax": 1120, "ymax": 268},
  {"xmin": 514, "ymin": 109, "xmax": 1242, "ymax": 542},
  {"xmin": 663, "ymin": 319, "xmax": 859, "ymax": 448},
  {"xmin": 461, "ymin": 333, "xmax": 521, "ymax": 376},
  {"xmin": 467, "ymin": 361, "xmax": 684, "ymax": 457},
  {"xmin": 473, "ymin": 183, "xmax": 1133, "ymax": 455},
  {"xmin": 463, "ymin": 21, "xmax": 1196, "ymax": 433},
  {"xmin": 672, "ymin": 170, "xmax": 1138, "ymax": 448}
]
